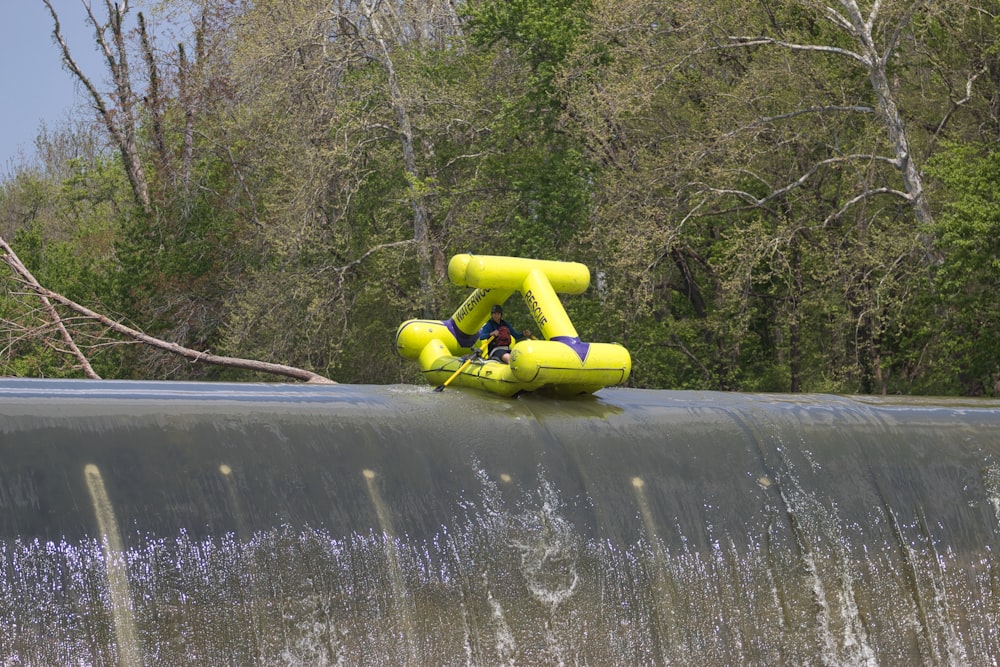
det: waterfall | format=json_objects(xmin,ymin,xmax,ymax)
[{"xmin": 1, "ymin": 379, "xmax": 998, "ymax": 666}]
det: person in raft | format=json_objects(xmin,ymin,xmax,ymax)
[{"xmin": 479, "ymin": 304, "xmax": 531, "ymax": 364}]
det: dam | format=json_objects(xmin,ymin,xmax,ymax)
[{"xmin": 1, "ymin": 377, "xmax": 999, "ymax": 665}]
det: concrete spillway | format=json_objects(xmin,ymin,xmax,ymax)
[{"xmin": 1, "ymin": 378, "xmax": 999, "ymax": 665}]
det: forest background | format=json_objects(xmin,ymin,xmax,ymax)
[{"xmin": 0, "ymin": 0, "xmax": 997, "ymax": 396}]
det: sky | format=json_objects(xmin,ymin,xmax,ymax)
[{"xmin": 0, "ymin": 2, "xmax": 106, "ymax": 169}]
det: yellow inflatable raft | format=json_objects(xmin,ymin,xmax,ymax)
[{"xmin": 396, "ymin": 254, "xmax": 631, "ymax": 397}]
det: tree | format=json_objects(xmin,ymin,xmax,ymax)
[
  {"xmin": 0, "ymin": 0, "xmax": 333, "ymax": 383},
  {"xmin": 560, "ymin": 0, "xmax": 990, "ymax": 392},
  {"xmin": 205, "ymin": 0, "xmax": 483, "ymax": 380}
]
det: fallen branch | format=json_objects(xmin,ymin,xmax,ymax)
[{"xmin": 0, "ymin": 236, "xmax": 335, "ymax": 384}]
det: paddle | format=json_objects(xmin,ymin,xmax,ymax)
[{"xmin": 434, "ymin": 334, "xmax": 494, "ymax": 392}]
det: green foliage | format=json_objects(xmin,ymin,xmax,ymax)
[
  {"xmin": 920, "ymin": 143, "xmax": 1000, "ymax": 394},
  {"xmin": 0, "ymin": 150, "xmax": 130, "ymax": 378},
  {"xmin": 498, "ymin": 144, "xmax": 592, "ymax": 259},
  {"xmin": 464, "ymin": 0, "xmax": 593, "ymax": 102},
  {"xmin": 459, "ymin": 0, "xmax": 598, "ymax": 262},
  {"xmin": 104, "ymin": 118, "xmax": 266, "ymax": 379},
  {"xmin": 0, "ymin": 0, "xmax": 997, "ymax": 395}
]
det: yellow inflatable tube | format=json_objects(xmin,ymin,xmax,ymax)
[
  {"xmin": 449, "ymin": 254, "xmax": 590, "ymax": 294},
  {"xmin": 396, "ymin": 254, "xmax": 631, "ymax": 396}
]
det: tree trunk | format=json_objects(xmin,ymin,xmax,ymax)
[
  {"xmin": 835, "ymin": 0, "xmax": 934, "ymax": 228},
  {"xmin": 363, "ymin": 0, "xmax": 435, "ymax": 317}
]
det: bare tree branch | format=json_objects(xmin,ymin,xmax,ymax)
[
  {"xmin": 139, "ymin": 11, "xmax": 168, "ymax": 171},
  {"xmin": 0, "ymin": 237, "xmax": 100, "ymax": 378},
  {"xmin": 726, "ymin": 36, "xmax": 870, "ymax": 66},
  {"xmin": 319, "ymin": 239, "xmax": 417, "ymax": 279},
  {"xmin": 721, "ymin": 105, "xmax": 875, "ymax": 138},
  {"xmin": 43, "ymin": 0, "xmax": 151, "ymax": 213},
  {"xmin": 695, "ymin": 154, "xmax": 905, "ymax": 207},
  {"xmin": 821, "ymin": 187, "xmax": 912, "ymax": 227},
  {"xmin": 933, "ymin": 63, "xmax": 987, "ymax": 139}
]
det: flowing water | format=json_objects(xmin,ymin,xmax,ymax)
[{"xmin": 1, "ymin": 379, "xmax": 999, "ymax": 666}]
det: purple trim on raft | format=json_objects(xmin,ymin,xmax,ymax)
[
  {"xmin": 552, "ymin": 336, "xmax": 590, "ymax": 363},
  {"xmin": 445, "ymin": 319, "xmax": 480, "ymax": 348}
]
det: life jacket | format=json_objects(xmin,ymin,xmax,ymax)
[{"xmin": 494, "ymin": 325, "xmax": 512, "ymax": 347}]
